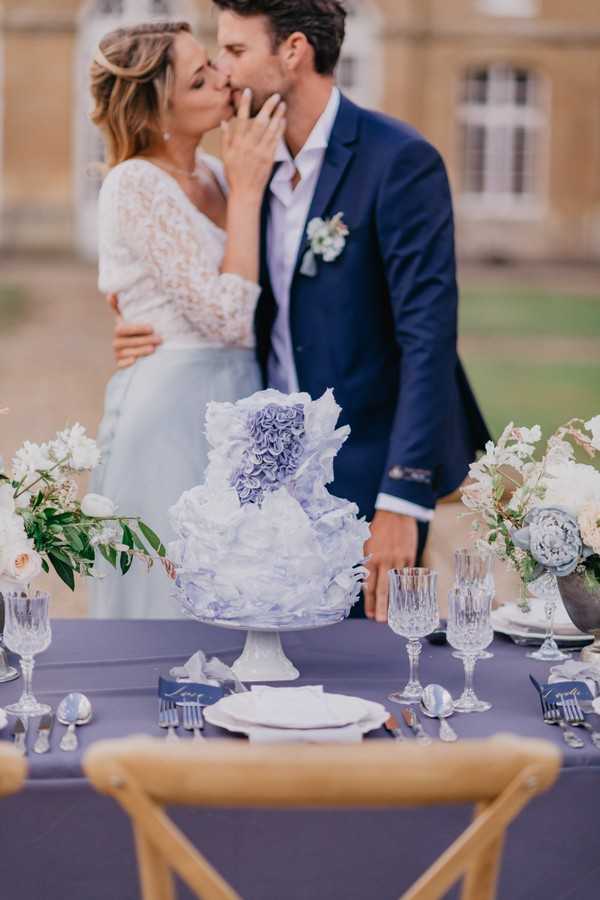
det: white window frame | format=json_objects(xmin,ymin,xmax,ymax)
[
  {"xmin": 336, "ymin": 0, "xmax": 382, "ymax": 109},
  {"xmin": 74, "ymin": 0, "xmax": 197, "ymax": 260},
  {"xmin": 458, "ymin": 64, "xmax": 549, "ymax": 221},
  {"xmin": 477, "ymin": 0, "xmax": 538, "ymax": 16}
]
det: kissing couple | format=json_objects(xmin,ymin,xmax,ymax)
[{"xmin": 89, "ymin": 0, "xmax": 489, "ymax": 623}]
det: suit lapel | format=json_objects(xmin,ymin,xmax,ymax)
[{"xmin": 292, "ymin": 94, "xmax": 360, "ymax": 279}]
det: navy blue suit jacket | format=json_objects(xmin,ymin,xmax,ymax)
[{"xmin": 256, "ymin": 95, "xmax": 490, "ymax": 520}]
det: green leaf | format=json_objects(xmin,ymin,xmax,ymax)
[
  {"xmin": 99, "ymin": 544, "xmax": 118, "ymax": 569},
  {"xmin": 138, "ymin": 521, "xmax": 166, "ymax": 558},
  {"xmin": 64, "ymin": 526, "xmax": 84, "ymax": 553},
  {"xmin": 48, "ymin": 552, "xmax": 75, "ymax": 591},
  {"xmin": 130, "ymin": 530, "xmax": 149, "ymax": 555},
  {"xmin": 122, "ymin": 524, "xmax": 134, "ymax": 549},
  {"xmin": 41, "ymin": 559, "xmax": 49, "ymax": 574},
  {"xmin": 120, "ymin": 550, "xmax": 133, "ymax": 576},
  {"xmin": 47, "ymin": 547, "xmax": 73, "ymax": 566}
]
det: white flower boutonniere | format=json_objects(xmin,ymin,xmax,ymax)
[{"xmin": 300, "ymin": 212, "xmax": 349, "ymax": 277}]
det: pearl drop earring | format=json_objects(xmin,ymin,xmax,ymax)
[{"xmin": 163, "ymin": 131, "xmax": 171, "ymax": 142}]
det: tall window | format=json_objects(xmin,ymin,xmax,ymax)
[
  {"xmin": 477, "ymin": 0, "xmax": 538, "ymax": 15},
  {"xmin": 74, "ymin": 0, "xmax": 196, "ymax": 259},
  {"xmin": 458, "ymin": 65, "xmax": 547, "ymax": 217},
  {"xmin": 336, "ymin": 0, "xmax": 382, "ymax": 109}
]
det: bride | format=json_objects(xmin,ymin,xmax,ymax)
[{"xmin": 88, "ymin": 21, "xmax": 284, "ymax": 618}]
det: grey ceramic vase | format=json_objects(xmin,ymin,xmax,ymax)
[{"xmin": 558, "ymin": 572, "xmax": 600, "ymax": 666}]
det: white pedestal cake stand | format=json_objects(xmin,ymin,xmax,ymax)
[{"xmin": 198, "ymin": 614, "xmax": 346, "ymax": 682}]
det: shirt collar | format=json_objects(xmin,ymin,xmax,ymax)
[{"xmin": 274, "ymin": 86, "xmax": 341, "ymax": 166}]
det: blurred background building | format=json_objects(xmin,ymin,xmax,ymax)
[
  {"xmin": 0, "ymin": 0, "xmax": 598, "ymax": 614},
  {"xmin": 1, "ymin": 0, "xmax": 600, "ymax": 261}
]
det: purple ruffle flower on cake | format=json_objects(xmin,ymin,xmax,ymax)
[{"xmin": 231, "ymin": 403, "xmax": 305, "ymax": 506}]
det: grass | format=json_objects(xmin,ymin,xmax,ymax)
[
  {"xmin": 460, "ymin": 287, "xmax": 600, "ymax": 338},
  {"xmin": 0, "ymin": 284, "xmax": 28, "ymax": 330},
  {"xmin": 459, "ymin": 285, "xmax": 600, "ymax": 440}
]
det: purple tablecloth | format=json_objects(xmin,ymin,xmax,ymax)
[{"xmin": 0, "ymin": 619, "xmax": 597, "ymax": 900}]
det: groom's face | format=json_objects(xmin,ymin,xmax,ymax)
[{"xmin": 216, "ymin": 11, "xmax": 290, "ymax": 114}]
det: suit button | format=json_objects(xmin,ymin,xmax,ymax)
[{"xmin": 295, "ymin": 345, "xmax": 304, "ymax": 353}]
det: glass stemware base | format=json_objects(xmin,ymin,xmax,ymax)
[
  {"xmin": 6, "ymin": 697, "xmax": 51, "ymax": 717},
  {"xmin": 454, "ymin": 689, "xmax": 492, "ymax": 713},
  {"xmin": 388, "ymin": 680, "xmax": 423, "ymax": 705},
  {"xmin": 527, "ymin": 639, "xmax": 570, "ymax": 662}
]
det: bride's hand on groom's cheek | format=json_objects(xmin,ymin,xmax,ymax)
[
  {"xmin": 221, "ymin": 88, "xmax": 286, "ymax": 197},
  {"xmin": 107, "ymin": 294, "xmax": 163, "ymax": 369}
]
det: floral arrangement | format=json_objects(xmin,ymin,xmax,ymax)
[
  {"xmin": 461, "ymin": 415, "xmax": 600, "ymax": 597},
  {"xmin": 169, "ymin": 389, "xmax": 370, "ymax": 626},
  {"xmin": 0, "ymin": 418, "xmax": 166, "ymax": 590}
]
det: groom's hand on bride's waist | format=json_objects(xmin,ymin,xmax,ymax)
[
  {"xmin": 363, "ymin": 511, "xmax": 418, "ymax": 623},
  {"xmin": 107, "ymin": 293, "xmax": 163, "ymax": 369}
]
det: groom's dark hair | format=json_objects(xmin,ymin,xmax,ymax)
[{"xmin": 213, "ymin": 0, "xmax": 347, "ymax": 75}]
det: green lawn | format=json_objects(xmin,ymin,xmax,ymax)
[{"xmin": 459, "ymin": 285, "xmax": 600, "ymax": 440}]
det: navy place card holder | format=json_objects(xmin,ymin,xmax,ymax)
[
  {"xmin": 159, "ymin": 675, "xmax": 225, "ymax": 707},
  {"xmin": 529, "ymin": 673, "xmax": 594, "ymax": 708}
]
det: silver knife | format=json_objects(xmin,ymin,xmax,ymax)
[
  {"xmin": 402, "ymin": 707, "xmax": 432, "ymax": 745},
  {"xmin": 12, "ymin": 717, "xmax": 27, "ymax": 756},
  {"xmin": 33, "ymin": 712, "xmax": 54, "ymax": 754}
]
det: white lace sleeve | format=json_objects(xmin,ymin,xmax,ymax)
[{"xmin": 116, "ymin": 162, "xmax": 260, "ymax": 347}]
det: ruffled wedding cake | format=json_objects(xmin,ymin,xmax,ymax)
[{"xmin": 169, "ymin": 389, "xmax": 370, "ymax": 626}]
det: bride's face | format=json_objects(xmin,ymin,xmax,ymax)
[{"xmin": 167, "ymin": 32, "xmax": 234, "ymax": 139}]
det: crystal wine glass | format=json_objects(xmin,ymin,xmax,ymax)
[
  {"xmin": 452, "ymin": 546, "xmax": 495, "ymax": 660},
  {"xmin": 0, "ymin": 585, "xmax": 19, "ymax": 683},
  {"xmin": 3, "ymin": 590, "xmax": 52, "ymax": 718},
  {"xmin": 526, "ymin": 572, "xmax": 570, "ymax": 662},
  {"xmin": 388, "ymin": 568, "xmax": 439, "ymax": 704},
  {"xmin": 447, "ymin": 585, "xmax": 493, "ymax": 713}
]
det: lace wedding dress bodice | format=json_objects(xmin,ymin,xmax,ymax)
[{"xmin": 97, "ymin": 153, "xmax": 260, "ymax": 349}]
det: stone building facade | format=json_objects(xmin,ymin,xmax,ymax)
[{"xmin": 1, "ymin": 0, "xmax": 599, "ymax": 261}]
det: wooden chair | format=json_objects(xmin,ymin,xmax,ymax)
[
  {"xmin": 0, "ymin": 743, "xmax": 27, "ymax": 798},
  {"xmin": 83, "ymin": 735, "xmax": 560, "ymax": 900}
]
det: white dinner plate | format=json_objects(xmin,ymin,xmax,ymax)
[
  {"xmin": 491, "ymin": 608, "xmax": 592, "ymax": 645},
  {"xmin": 215, "ymin": 689, "xmax": 374, "ymax": 730},
  {"xmin": 204, "ymin": 699, "xmax": 389, "ymax": 737},
  {"xmin": 501, "ymin": 598, "xmax": 584, "ymax": 637}
]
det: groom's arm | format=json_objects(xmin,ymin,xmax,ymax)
[{"xmin": 364, "ymin": 136, "xmax": 458, "ymax": 620}]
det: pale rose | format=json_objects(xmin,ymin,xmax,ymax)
[
  {"xmin": 579, "ymin": 503, "xmax": 600, "ymax": 555},
  {"xmin": 3, "ymin": 539, "xmax": 42, "ymax": 582},
  {"xmin": 585, "ymin": 415, "xmax": 600, "ymax": 451},
  {"xmin": 540, "ymin": 460, "xmax": 600, "ymax": 517},
  {"xmin": 81, "ymin": 493, "xmax": 116, "ymax": 518}
]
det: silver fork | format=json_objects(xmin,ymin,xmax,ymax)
[
  {"xmin": 158, "ymin": 699, "xmax": 179, "ymax": 742},
  {"xmin": 541, "ymin": 696, "xmax": 584, "ymax": 749},
  {"xmin": 560, "ymin": 695, "xmax": 600, "ymax": 750},
  {"xmin": 182, "ymin": 703, "xmax": 205, "ymax": 741}
]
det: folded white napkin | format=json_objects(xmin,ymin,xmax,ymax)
[
  {"xmin": 248, "ymin": 724, "xmax": 363, "ymax": 744},
  {"xmin": 170, "ymin": 650, "xmax": 245, "ymax": 692},
  {"xmin": 549, "ymin": 660, "xmax": 600, "ymax": 696},
  {"xmin": 248, "ymin": 685, "xmax": 367, "ymax": 729}
]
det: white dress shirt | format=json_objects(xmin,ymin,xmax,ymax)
[{"xmin": 265, "ymin": 87, "xmax": 433, "ymax": 524}]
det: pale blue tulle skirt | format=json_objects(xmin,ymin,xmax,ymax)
[{"xmin": 88, "ymin": 346, "xmax": 262, "ymax": 619}]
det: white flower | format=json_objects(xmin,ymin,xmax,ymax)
[
  {"xmin": 0, "ymin": 484, "xmax": 15, "ymax": 514},
  {"xmin": 1, "ymin": 537, "xmax": 42, "ymax": 583},
  {"xmin": 306, "ymin": 213, "xmax": 348, "ymax": 264},
  {"xmin": 52, "ymin": 423, "xmax": 100, "ymax": 471},
  {"xmin": 90, "ymin": 521, "xmax": 120, "ymax": 547},
  {"xmin": 579, "ymin": 503, "xmax": 600, "ymax": 555},
  {"xmin": 540, "ymin": 460, "xmax": 600, "ymax": 517},
  {"xmin": 81, "ymin": 493, "xmax": 116, "ymax": 518},
  {"xmin": 514, "ymin": 425, "xmax": 542, "ymax": 445},
  {"xmin": 585, "ymin": 415, "xmax": 600, "ymax": 451},
  {"xmin": 11, "ymin": 441, "xmax": 53, "ymax": 483}
]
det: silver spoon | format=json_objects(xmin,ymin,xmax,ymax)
[
  {"xmin": 420, "ymin": 684, "xmax": 458, "ymax": 742},
  {"xmin": 57, "ymin": 692, "xmax": 92, "ymax": 751}
]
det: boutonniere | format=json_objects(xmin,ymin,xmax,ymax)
[{"xmin": 300, "ymin": 212, "xmax": 349, "ymax": 277}]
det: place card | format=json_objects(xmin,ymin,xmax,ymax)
[
  {"xmin": 158, "ymin": 675, "xmax": 224, "ymax": 706},
  {"xmin": 529, "ymin": 674, "xmax": 594, "ymax": 705}
]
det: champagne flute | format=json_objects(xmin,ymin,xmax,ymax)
[
  {"xmin": 4, "ymin": 590, "xmax": 52, "ymax": 718},
  {"xmin": 452, "ymin": 546, "xmax": 495, "ymax": 660},
  {"xmin": 447, "ymin": 585, "xmax": 492, "ymax": 713},
  {"xmin": 388, "ymin": 568, "xmax": 439, "ymax": 704}
]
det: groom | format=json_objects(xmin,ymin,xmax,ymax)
[{"xmin": 111, "ymin": 0, "xmax": 490, "ymax": 620}]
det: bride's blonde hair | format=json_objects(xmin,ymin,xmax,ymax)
[{"xmin": 90, "ymin": 21, "xmax": 191, "ymax": 168}]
